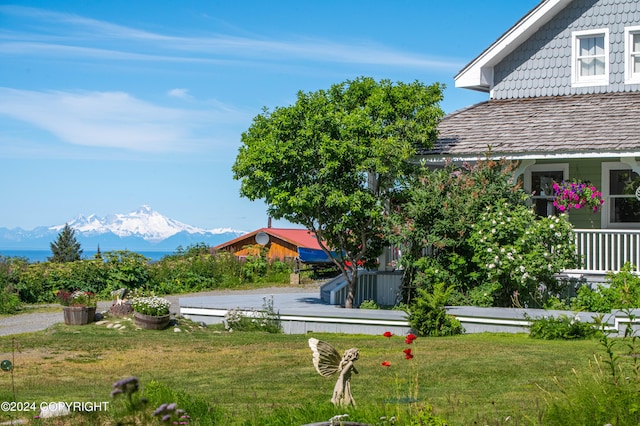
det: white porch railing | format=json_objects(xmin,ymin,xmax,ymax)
[
  {"xmin": 383, "ymin": 228, "xmax": 640, "ymax": 279},
  {"xmin": 572, "ymin": 229, "xmax": 640, "ymax": 275}
]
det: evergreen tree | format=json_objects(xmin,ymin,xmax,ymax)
[{"xmin": 49, "ymin": 223, "xmax": 83, "ymax": 263}]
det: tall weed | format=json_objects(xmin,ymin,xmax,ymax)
[{"xmin": 541, "ymin": 311, "xmax": 640, "ymax": 425}]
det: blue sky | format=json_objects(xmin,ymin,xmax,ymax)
[{"xmin": 0, "ymin": 0, "xmax": 540, "ymax": 232}]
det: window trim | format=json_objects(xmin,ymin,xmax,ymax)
[
  {"xmin": 571, "ymin": 29, "xmax": 609, "ymax": 87},
  {"xmin": 524, "ymin": 163, "xmax": 569, "ymax": 217},
  {"xmin": 625, "ymin": 26, "xmax": 640, "ymax": 84},
  {"xmin": 601, "ymin": 162, "xmax": 640, "ymax": 229}
]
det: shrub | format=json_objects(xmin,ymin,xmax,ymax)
[
  {"xmin": 528, "ymin": 314, "xmax": 601, "ymax": 340},
  {"xmin": 103, "ymin": 251, "xmax": 150, "ymax": 295},
  {"xmin": 468, "ymin": 204, "xmax": 578, "ymax": 307},
  {"xmin": 389, "ymin": 157, "xmax": 578, "ymax": 308},
  {"xmin": 0, "ymin": 256, "xmax": 25, "ymax": 313},
  {"xmin": 358, "ymin": 299, "xmax": 379, "ymax": 309},
  {"xmin": 408, "ymin": 283, "xmax": 464, "ymax": 337},
  {"xmin": 3, "ymin": 245, "xmax": 294, "ymax": 306},
  {"xmin": 0, "ymin": 286, "xmax": 21, "ymax": 314},
  {"xmin": 572, "ymin": 263, "xmax": 640, "ymax": 312},
  {"xmin": 224, "ymin": 296, "xmax": 281, "ymax": 333}
]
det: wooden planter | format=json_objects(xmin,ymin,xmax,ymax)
[
  {"xmin": 62, "ymin": 306, "xmax": 96, "ymax": 325},
  {"xmin": 133, "ymin": 312, "xmax": 170, "ymax": 330}
]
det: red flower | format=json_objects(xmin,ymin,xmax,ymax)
[
  {"xmin": 383, "ymin": 331, "xmax": 393, "ymax": 338},
  {"xmin": 381, "ymin": 360, "xmax": 391, "ymax": 367},
  {"xmin": 403, "ymin": 348, "xmax": 414, "ymax": 360},
  {"xmin": 405, "ymin": 333, "xmax": 417, "ymax": 344}
]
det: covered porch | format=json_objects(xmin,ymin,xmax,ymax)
[{"xmin": 566, "ymin": 228, "xmax": 640, "ymax": 282}]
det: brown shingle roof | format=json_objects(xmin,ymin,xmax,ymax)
[{"xmin": 423, "ymin": 92, "xmax": 640, "ymax": 159}]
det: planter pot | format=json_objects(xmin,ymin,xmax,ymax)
[
  {"xmin": 62, "ymin": 306, "xmax": 96, "ymax": 325},
  {"xmin": 134, "ymin": 312, "xmax": 170, "ymax": 330}
]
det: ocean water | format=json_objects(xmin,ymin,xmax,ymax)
[{"xmin": 0, "ymin": 249, "xmax": 173, "ymax": 263}]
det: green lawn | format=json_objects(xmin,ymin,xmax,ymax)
[{"xmin": 0, "ymin": 318, "xmax": 614, "ymax": 425}]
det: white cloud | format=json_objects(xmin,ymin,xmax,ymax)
[
  {"xmin": 0, "ymin": 5, "xmax": 463, "ymax": 71},
  {"xmin": 0, "ymin": 88, "xmax": 246, "ymax": 153},
  {"xmin": 168, "ymin": 88, "xmax": 192, "ymax": 99}
]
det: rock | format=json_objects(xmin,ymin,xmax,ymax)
[{"xmin": 38, "ymin": 402, "xmax": 70, "ymax": 419}]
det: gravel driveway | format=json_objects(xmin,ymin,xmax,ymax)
[{"xmin": 0, "ymin": 284, "xmax": 322, "ymax": 337}]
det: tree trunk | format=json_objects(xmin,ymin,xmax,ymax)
[{"xmin": 344, "ymin": 269, "xmax": 358, "ymax": 309}]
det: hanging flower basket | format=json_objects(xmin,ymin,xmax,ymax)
[{"xmin": 552, "ymin": 180, "xmax": 605, "ymax": 213}]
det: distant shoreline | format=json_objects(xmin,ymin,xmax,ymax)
[{"xmin": 0, "ymin": 249, "xmax": 174, "ymax": 263}]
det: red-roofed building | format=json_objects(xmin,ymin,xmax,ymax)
[{"xmin": 212, "ymin": 228, "xmax": 324, "ymax": 261}]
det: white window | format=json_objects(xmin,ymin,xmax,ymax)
[
  {"xmin": 625, "ymin": 26, "xmax": 640, "ymax": 84},
  {"xmin": 602, "ymin": 162, "xmax": 640, "ymax": 228},
  {"xmin": 572, "ymin": 29, "xmax": 609, "ymax": 87},
  {"xmin": 525, "ymin": 164, "xmax": 568, "ymax": 217}
]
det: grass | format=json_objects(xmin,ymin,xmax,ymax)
[{"xmin": 0, "ymin": 314, "xmax": 611, "ymax": 425}]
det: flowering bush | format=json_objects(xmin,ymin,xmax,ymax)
[
  {"xmin": 131, "ymin": 295, "xmax": 171, "ymax": 316},
  {"xmin": 552, "ymin": 180, "xmax": 604, "ymax": 213},
  {"xmin": 468, "ymin": 202, "xmax": 579, "ymax": 307},
  {"xmin": 56, "ymin": 289, "xmax": 97, "ymax": 307}
]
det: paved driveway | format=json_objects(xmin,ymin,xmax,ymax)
[{"xmin": 0, "ymin": 285, "xmax": 323, "ymax": 336}]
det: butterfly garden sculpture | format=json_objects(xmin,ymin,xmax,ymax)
[{"xmin": 308, "ymin": 338, "xmax": 359, "ymax": 406}]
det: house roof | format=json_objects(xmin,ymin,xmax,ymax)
[
  {"xmin": 213, "ymin": 228, "xmax": 323, "ymax": 250},
  {"xmin": 421, "ymin": 92, "xmax": 640, "ymax": 161},
  {"xmin": 455, "ymin": 0, "xmax": 571, "ymax": 91}
]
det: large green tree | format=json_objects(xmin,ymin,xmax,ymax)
[
  {"xmin": 233, "ymin": 77, "xmax": 444, "ymax": 308},
  {"xmin": 49, "ymin": 223, "xmax": 83, "ymax": 263}
]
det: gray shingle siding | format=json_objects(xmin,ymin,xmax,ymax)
[{"xmin": 492, "ymin": 0, "xmax": 640, "ymax": 99}]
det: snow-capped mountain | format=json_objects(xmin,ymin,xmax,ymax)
[
  {"xmin": 53, "ymin": 205, "xmax": 236, "ymax": 242},
  {"xmin": 0, "ymin": 206, "xmax": 245, "ymax": 251}
]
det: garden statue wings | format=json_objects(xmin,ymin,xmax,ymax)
[{"xmin": 308, "ymin": 338, "xmax": 359, "ymax": 406}]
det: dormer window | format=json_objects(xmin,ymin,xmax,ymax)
[
  {"xmin": 572, "ymin": 29, "xmax": 609, "ymax": 87},
  {"xmin": 625, "ymin": 26, "xmax": 640, "ymax": 84}
]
